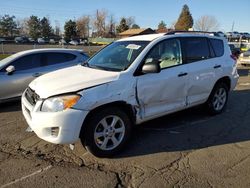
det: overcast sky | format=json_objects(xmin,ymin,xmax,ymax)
[{"xmin": 0, "ymin": 0, "xmax": 250, "ymax": 32}]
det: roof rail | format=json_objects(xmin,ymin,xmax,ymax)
[{"xmin": 165, "ymin": 30, "xmax": 220, "ymax": 37}]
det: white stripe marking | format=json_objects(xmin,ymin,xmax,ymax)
[{"xmin": 1, "ymin": 165, "xmax": 52, "ymax": 188}]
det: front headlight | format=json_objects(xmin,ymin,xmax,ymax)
[{"xmin": 41, "ymin": 95, "xmax": 81, "ymax": 112}]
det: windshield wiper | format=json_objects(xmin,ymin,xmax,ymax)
[
  {"xmin": 89, "ymin": 64, "xmax": 121, "ymax": 72},
  {"xmin": 82, "ymin": 61, "xmax": 121, "ymax": 72}
]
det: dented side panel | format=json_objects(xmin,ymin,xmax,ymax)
[
  {"xmin": 136, "ymin": 65, "xmax": 188, "ymax": 121},
  {"xmin": 185, "ymin": 58, "xmax": 218, "ymax": 106},
  {"xmin": 74, "ymin": 75, "xmax": 143, "ymax": 122}
]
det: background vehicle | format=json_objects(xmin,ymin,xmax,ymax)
[
  {"xmin": 80, "ymin": 38, "xmax": 89, "ymax": 45},
  {"xmin": 49, "ymin": 39, "xmax": 56, "ymax": 44},
  {"xmin": 0, "ymin": 38, "xmax": 6, "ymax": 43},
  {"xmin": 37, "ymin": 38, "xmax": 45, "ymax": 44},
  {"xmin": 239, "ymin": 49, "xmax": 250, "ymax": 66},
  {"xmin": 217, "ymin": 31, "xmax": 226, "ymax": 38},
  {"xmin": 15, "ymin": 36, "xmax": 29, "ymax": 44},
  {"xmin": 240, "ymin": 43, "xmax": 250, "ymax": 52},
  {"xmin": 28, "ymin": 37, "xmax": 35, "ymax": 43},
  {"xmin": 0, "ymin": 48, "xmax": 89, "ymax": 102},
  {"xmin": 241, "ymin": 32, "xmax": 250, "ymax": 39},
  {"xmin": 69, "ymin": 40, "xmax": 79, "ymax": 45},
  {"xmin": 226, "ymin": 31, "xmax": 241, "ymax": 38},
  {"xmin": 59, "ymin": 39, "xmax": 67, "ymax": 45},
  {"xmin": 22, "ymin": 32, "xmax": 238, "ymax": 157},
  {"xmin": 229, "ymin": 44, "xmax": 241, "ymax": 58}
]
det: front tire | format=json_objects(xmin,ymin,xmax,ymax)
[
  {"xmin": 80, "ymin": 107, "xmax": 132, "ymax": 158},
  {"xmin": 206, "ymin": 82, "xmax": 229, "ymax": 115}
]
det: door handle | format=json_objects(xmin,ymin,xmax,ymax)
[
  {"xmin": 178, "ymin": 72, "xmax": 188, "ymax": 77},
  {"xmin": 213, "ymin": 65, "xmax": 221, "ymax": 69},
  {"xmin": 32, "ymin": 73, "xmax": 43, "ymax": 77}
]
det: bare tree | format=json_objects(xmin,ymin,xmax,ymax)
[
  {"xmin": 54, "ymin": 20, "xmax": 61, "ymax": 36},
  {"xmin": 76, "ymin": 15, "xmax": 90, "ymax": 38},
  {"xmin": 92, "ymin": 9, "xmax": 107, "ymax": 37},
  {"xmin": 170, "ymin": 21, "xmax": 176, "ymax": 30},
  {"xmin": 126, "ymin": 16, "xmax": 135, "ymax": 28},
  {"xmin": 16, "ymin": 18, "xmax": 29, "ymax": 36},
  {"xmin": 194, "ymin": 15, "xmax": 219, "ymax": 31},
  {"xmin": 106, "ymin": 14, "xmax": 116, "ymax": 37}
]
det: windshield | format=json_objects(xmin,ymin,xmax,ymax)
[{"xmin": 86, "ymin": 41, "xmax": 149, "ymax": 71}]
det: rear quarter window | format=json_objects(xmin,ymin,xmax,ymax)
[
  {"xmin": 183, "ymin": 37, "xmax": 210, "ymax": 63},
  {"xmin": 45, "ymin": 52, "xmax": 77, "ymax": 66},
  {"xmin": 209, "ymin": 38, "xmax": 224, "ymax": 57}
]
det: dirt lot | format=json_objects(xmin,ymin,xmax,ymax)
[{"xmin": 0, "ymin": 65, "xmax": 250, "ymax": 188}]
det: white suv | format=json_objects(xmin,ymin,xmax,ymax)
[{"xmin": 22, "ymin": 32, "xmax": 239, "ymax": 157}]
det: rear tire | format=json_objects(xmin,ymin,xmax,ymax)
[
  {"xmin": 80, "ymin": 107, "xmax": 132, "ymax": 158},
  {"xmin": 206, "ymin": 82, "xmax": 229, "ymax": 115}
]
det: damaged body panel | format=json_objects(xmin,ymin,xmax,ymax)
[
  {"xmin": 74, "ymin": 75, "xmax": 141, "ymax": 122},
  {"xmin": 136, "ymin": 65, "xmax": 188, "ymax": 122}
]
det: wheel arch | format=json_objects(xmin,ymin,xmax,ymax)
[
  {"xmin": 214, "ymin": 76, "xmax": 231, "ymax": 91},
  {"xmin": 79, "ymin": 101, "xmax": 136, "ymax": 137}
]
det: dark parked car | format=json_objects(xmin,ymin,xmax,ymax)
[{"xmin": 229, "ymin": 44, "xmax": 240, "ymax": 58}]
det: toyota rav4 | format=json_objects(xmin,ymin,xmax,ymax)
[{"xmin": 22, "ymin": 31, "xmax": 239, "ymax": 157}]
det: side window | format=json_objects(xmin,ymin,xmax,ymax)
[
  {"xmin": 45, "ymin": 52, "xmax": 76, "ymax": 66},
  {"xmin": 183, "ymin": 38, "xmax": 210, "ymax": 63},
  {"xmin": 209, "ymin": 38, "xmax": 224, "ymax": 57},
  {"xmin": 145, "ymin": 39, "xmax": 182, "ymax": 69},
  {"xmin": 10, "ymin": 54, "xmax": 41, "ymax": 71}
]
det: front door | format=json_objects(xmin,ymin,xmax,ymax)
[
  {"xmin": 0, "ymin": 54, "xmax": 42, "ymax": 100},
  {"xmin": 137, "ymin": 38, "xmax": 188, "ymax": 120}
]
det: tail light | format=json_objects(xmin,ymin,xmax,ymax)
[
  {"xmin": 230, "ymin": 54, "xmax": 237, "ymax": 65},
  {"xmin": 230, "ymin": 54, "xmax": 237, "ymax": 61}
]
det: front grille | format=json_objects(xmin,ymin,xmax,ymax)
[{"xmin": 25, "ymin": 87, "xmax": 40, "ymax": 106}]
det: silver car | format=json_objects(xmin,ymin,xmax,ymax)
[{"xmin": 0, "ymin": 48, "xmax": 88, "ymax": 102}]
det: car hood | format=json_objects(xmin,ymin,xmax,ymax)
[{"xmin": 29, "ymin": 65, "xmax": 120, "ymax": 98}]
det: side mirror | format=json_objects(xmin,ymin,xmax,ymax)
[
  {"xmin": 6, "ymin": 65, "xmax": 15, "ymax": 75},
  {"xmin": 142, "ymin": 59, "xmax": 161, "ymax": 74}
]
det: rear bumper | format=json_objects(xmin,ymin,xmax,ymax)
[
  {"xmin": 231, "ymin": 71, "xmax": 239, "ymax": 91},
  {"xmin": 21, "ymin": 92, "xmax": 88, "ymax": 144}
]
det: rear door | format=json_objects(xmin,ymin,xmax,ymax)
[
  {"xmin": 182, "ymin": 37, "xmax": 220, "ymax": 106},
  {"xmin": 39, "ymin": 52, "xmax": 79, "ymax": 73}
]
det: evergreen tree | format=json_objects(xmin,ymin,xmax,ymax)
[
  {"xmin": 116, "ymin": 18, "xmax": 129, "ymax": 33},
  {"xmin": 27, "ymin": 15, "xmax": 41, "ymax": 39},
  {"xmin": 158, "ymin": 21, "xmax": 167, "ymax": 29},
  {"xmin": 175, "ymin": 4, "xmax": 193, "ymax": 30},
  {"xmin": 40, "ymin": 17, "xmax": 52, "ymax": 38},
  {"xmin": 64, "ymin": 20, "xmax": 77, "ymax": 41},
  {"xmin": 0, "ymin": 15, "xmax": 17, "ymax": 37},
  {"xmin": 131, "ymin": 24, "xmax": 140, "ymax": 29}
]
